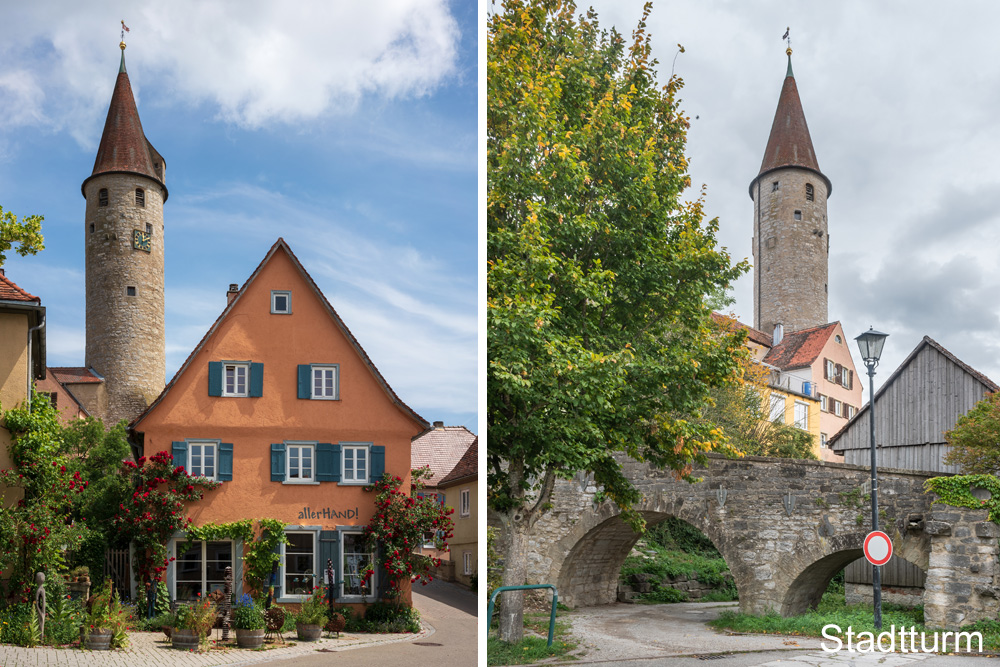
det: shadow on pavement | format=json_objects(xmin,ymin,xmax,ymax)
[{"xmin": 414, "ymin": 578, "xmax": 479, "ymax": 616}]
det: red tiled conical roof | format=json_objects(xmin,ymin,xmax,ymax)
[
  {"xmin": 750, "ymin": 53, "xmax": 830, "ymax": 198},
  {"xmin": 82, "ymin": 49, "xmax": 167, "ymax": 199}
]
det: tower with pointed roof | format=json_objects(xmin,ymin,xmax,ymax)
[
  {"xmin": 81, "ymin": 42, "xmax": 167, "ymax": 424},
  {"xmin": 750, "ymin": 48, "xmax": 831, "ymax": 337}
]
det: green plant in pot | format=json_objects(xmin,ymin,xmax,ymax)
[
  {"xmin": 81, "ymin": 581, "xmax": 129, "ymax": 650},
  {"xmin": 172, "ymin": 596, "xmax": 217, "ymax": 651},
  {"xmin": 232, "ymin": 594, "xmax": 266, "ymax": 648},
  {"xmin": 295, "ymin": 586, "xmax": 327, "ymax": 641}
]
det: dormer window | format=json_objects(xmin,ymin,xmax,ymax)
[
  {"xmin": 806, "ymin": 183, "xmax": 814, "ymax": 201},
  {"xmin": 99, "ymin": 189, "xmax": 108, "ymax": 207},
  {"xmin": 135, "ymin": 188, "xmax": 145, "ymax": 207}
]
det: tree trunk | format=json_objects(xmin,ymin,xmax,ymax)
[{"xmin": 497, "ymin": 507, "xmax": 528, "ymax": 644}]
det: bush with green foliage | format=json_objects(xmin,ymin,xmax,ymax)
[
  {"xmin": 295, "ymin": 586, "xmax": 328, "ymax": 625},
  {"xmin": 358, "ymin": 601, "xmax": 421, "ymax": 633},
  {"xmin": 0, "ymin": 603, "xmax": 40, "ymax": 646},
  {"xmin": 232, "ymin": 594, "xmax": 265, "ymax": 630},
  {"xmin": 83, "ymin": 580, "xmax": 130, "ymax": 648}
]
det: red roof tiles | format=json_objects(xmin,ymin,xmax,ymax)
[
  {"xmin": 439, "ymin": 437, "xmax": 477, "ymax": 486},
  {"xmin": 712, "ymin": 312, "xmax": 772, "ymax": 348},
  {"xmin": 763, "ymin": 322, "xmax": 840, "ymax": 370},
  {"xmin": 0, "ymin": 272, "xmax": 40, "ymax": 303},
  {"xmin": 412, "ymin": 425, "xmax": 477, "ymax": 483},
  {"xmin": 49, "ymin": 367, "xmax": 105, "ymax": 384}
]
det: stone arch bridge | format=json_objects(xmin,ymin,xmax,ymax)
[{"xmin": 523, "ymin": 454, "xmax": 1000, "ymax": 629}]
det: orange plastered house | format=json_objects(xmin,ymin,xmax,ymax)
[{"xmin": 130, "ymin": 238, "xmax": 428, "ymax": 608}]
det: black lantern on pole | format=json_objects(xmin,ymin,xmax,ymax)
[{"xmin": 855, "ymin": 326, "xmax": 888, "ymax": 629}]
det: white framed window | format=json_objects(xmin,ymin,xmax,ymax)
[
  {"xmin": 173, "ymin": 539, "xmax": 233, "ymax": 601},
  {"xmin": 343, "ymin": 446, "xmax": 368, "ymax": 483},
  {"xmin": 841, "ymin": 369, "xmax": 852, "ymax": 389},
  {"xmin": 821, "ymin": 433, "xmax": 828, "ymax": 448},
  {"xmin": 287, "ymin": 443, "xmax": 315, "ymax": 482},
  {"xmin": 223, "ymin": 363, "xmax": 249, "ymax": 397},
  {"xmin": 189, "ymin": 442, "xmax": 217, "ymax": 480},
  {"xmin": 793, "ymin": 401, "xmax": 808, "ymax": 430},
  {"xmin": 847, "ymin": 405, "xmax": 856, "ymax": 419},
  {"xmin": 834, "ymin": 400, "xmax": 843, "ymax": 417},
  {"xmin": 342, "ymin": 531, "xmax": 374, "ymax": 599},
  {"xmin": 769, "ymin": 395, "xmax": 786, "ymax": 423},
  {"xmin": 826, "ymin": 360, "xmax": 836, "ymax": 381},
  {"xmin": 460, "ymin": 488, "xmax": 471, "ymax": 518},
  {"xmin": 282, "ymin": 532, "xmax": 316, "ymax": 597},
  {"xmin": 271, "ymin": 290, "xmax": 291, "ymax": 314},
  {"xmin": 312, "ymin": 365, "xmax": 339, "ymax": 399},
  {"xmin": 463, "ymin": 551, "xmax": 473, "ymax": 576},
  {"xmin": 819, "ymin": 395, "xmax": 828, "ymax": 412}
]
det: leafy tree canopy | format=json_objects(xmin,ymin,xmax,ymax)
[
  {"xmin": 0, "ymin": 205, "xmax": 43, "ymax": 266},
  {"xmin": 944, "ymin": 391, "xmax": 1000, "ymax": 475}
]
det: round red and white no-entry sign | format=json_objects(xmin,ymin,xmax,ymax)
[{"xmin": 864, "ymin": 530, "xmax": 893, "ymax": 566}]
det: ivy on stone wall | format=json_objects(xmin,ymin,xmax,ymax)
[
  {"xmin": 925, "ymin": 474, "xmax": 1000, "ymax": 524},
  {"xmin": 186, "ymin": 518, "xmax": 289, "ymax": 597}
]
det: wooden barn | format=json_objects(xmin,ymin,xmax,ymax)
[{"xmin": 829, "ymin": 335, "xmax": 998, "ymax": 606}]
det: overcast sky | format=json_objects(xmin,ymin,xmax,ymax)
[
  {"xmin": 0, "ymin": 1, "xmax": 476, "ymax": 430},
  {"xmin": 506, "ymin": 1, "xmax": 1000, "ymax": 400}
]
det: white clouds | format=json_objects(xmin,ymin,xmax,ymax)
[{"xmin": 0, "ymin": 0, "xmax": 460, "ymax": 137}]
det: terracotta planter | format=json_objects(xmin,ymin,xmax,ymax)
[
  {"xmin": 171, "ymin": 628, "xmax": 200, "ymax": 651},
  {"xmin": 84, "ymin": 628, "xmax": 113, "ymax": 650},
  {"xmin": 236, "ymin": 627, "xmax": 265, "ymax": 648},
  {"xmin": 296, "ymin": 623, "xmax": 322, "ymax": 641}
]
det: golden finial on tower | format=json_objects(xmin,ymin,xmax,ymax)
[
  {"xmin": 783, "ymin": 26, "xmax": 791, "ymax": 55},
  {"xmin": 120, "ymin": 20, "xmax": 130, "ymax": 50}
]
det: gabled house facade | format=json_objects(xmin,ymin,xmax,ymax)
[
  {"xmin": 437, "ymin": 437, "xmax": 477, "ymax": 588},
  {"xmin": 130, "ymin": 238, "xmax": 428, "ymax": 609}
]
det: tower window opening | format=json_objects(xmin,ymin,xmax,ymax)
[
  {"xmin": 99, "ymin": 189, "xmax": 108, "ymax": 207},
  {"xmin": 794, "ymin": 210, "xmax": 802, "ymax": 220},
  {"xmin": 146, "ymin": 223, "xmax": 153, "ymax": 236},
  {"xmin": 89, "ymin": 223, "xmax": 95, "ymax": 234},
  {"xmin": 126, "ymin": 286, "xmax": 137, "ymax": 297},
  {"xmin": 806, "ymin": 183, "xmax": 814, "ymax": 201},
  {"xmin": 771, "ymin": 181, "xmax": 779, "ymax": 192},
  {"xmin": 135, "ymin": 188, "xmax": 145, "ymax": 207}
]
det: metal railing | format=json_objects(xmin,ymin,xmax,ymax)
[{"xmin": 487, "ymin": 584, "xmax": 558, "ymax": 647}]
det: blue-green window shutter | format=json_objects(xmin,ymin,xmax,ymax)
[
  {"xmin": 316, "ymin": 443, "xmax": 336, "ymax": 482},
  {"xmin": 249, "ymin": 362, "xmax": 264, "ymax": 397},
  {"xmin": 208, "ymin": 362, "xmax": 222, "ymax": 396},
  {"xmin": 331, "ymin": 444, "xmax": 342, "ymax": 483},
  {"xmin": 319, "ymin": 531, "xmax": 340, "ymax": 601},
  {"xmin": 270, "ymin": 536, "xmax": 283, "ymax": 599},
  {"xmin": 297, "ymin": 365, "xmax": 311, "ymax": 399},
  {"xmin": 172, "ymin": 441, "xmax": 188, "ymax": 472},
  {"xmin": 271, "ymin": 443, "xmax": 286, "ymax": 482},
  {"xmin": 369, "ymin": 446, "xmax": 385, "ymax": 483},
  {"xmin": 218, "ymin": 443, "xmax": 233, "ymax": 481}
]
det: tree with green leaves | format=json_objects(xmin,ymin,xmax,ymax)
[
  {"xmin": 0, "ymin": 205, "xmax": 44, "ymax": 266},
  {"xmin": 488, "ymin": 0, "xmax": 747, "ymax": 642},
  {"xmin": 944, "ymin": 391, "xmax": 1000, "ymax": 475}
]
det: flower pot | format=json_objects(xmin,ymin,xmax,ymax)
[
  {"xmin": 236, "ymin": 627, "xmax": 265, "ymax": 648},
  {"xmin": 296, "ymin": 623, "xmax": 322, "ymax": 641},
  {"xmin": 84, "ymin": 628, "xmax": 113, "ymax": 650},
  {"xmin": 172, "ymin": 628, "xmax": 200, "ymax": 651}
]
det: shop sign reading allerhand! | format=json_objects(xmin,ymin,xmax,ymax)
[{"xmin": 297, "ymin": 506, "xmax": 360, "ymax": 520}]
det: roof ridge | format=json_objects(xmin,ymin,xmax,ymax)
[{"xmin": 0, "ymin": 273, "xmax": 40, "ymax": 303}]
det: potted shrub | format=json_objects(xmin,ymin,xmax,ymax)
[
  {"xmin": 172, "ymin": 595, "xmax": 216, "ymax": 651},
  {"xmin": 232, "ymin": 594, "xmax": 266, "ymax": 648},
  {"xmin": 295, "ymin": 586, "xmax": 327, "ymax": 641},
  {"xmin": 81, "ymin": 581, "xmax": 129, "ymax": 651}
]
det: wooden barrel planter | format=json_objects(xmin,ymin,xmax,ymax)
[
  {"xmin": 236, "ymin": 628, "xmax": 265, "ymax": 648},
  {"xmin": 296, "ymin": 623, "xmax": 322, "ymax": 641},
  {"xmin": 84, "ymin": 628, "xmax": 113, "ymax": 650},
  {"xmin": 171, "ymin": 628, "xmax": 200, "ymax": 651}
]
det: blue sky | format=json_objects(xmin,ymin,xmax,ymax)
[{"xmin": 0, "ymin": 1, "xmax": 477, "ymax": 431}]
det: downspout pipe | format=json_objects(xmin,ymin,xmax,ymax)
[{"xmin": 26, "ymin": 314, "xmax": 45, "ymax": 413}]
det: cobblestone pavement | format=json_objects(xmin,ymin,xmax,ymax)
[{"xmin": 0, "ymin": 625, "xmax": 431, "ymax": 666}]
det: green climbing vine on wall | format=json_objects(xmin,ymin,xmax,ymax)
[
  {"xmin": 925, "ymin": 474, "xmax": 1000, "ymax": 524},
  {"xmin": 184, "ymin": 518, "xmax": 290, "ymax": 596}
]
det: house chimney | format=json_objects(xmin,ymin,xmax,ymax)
[
  {"xmin": 227, "ymin": 283, "xmax": 239, "ymax": 305},
  {"xmin": 433, "ymin": 420, "xmax": 444, "ymax": 429},
  {"xmin": 772, "ymin": 323, "xmax": 784, "ymax": 346},
  {"xmin": 0, "ymin": 268, "xmax": 5, "ymax": 276}
]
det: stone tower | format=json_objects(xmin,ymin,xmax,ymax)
[
  {"xmin": 750, "ymin": 49, "xmax": 831, "ymax": 337},
  {"xmin": 81, "ymin": 44, "xmax": 167, "ymax": 425}
]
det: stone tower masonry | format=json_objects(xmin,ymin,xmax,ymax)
[
  {"xmin": 81, "ymin": 44, "xmax": 167, "ymax": 425},
  {"xmin": 750, "ymin": 50, "xmax": 831, "ymax": 337}
]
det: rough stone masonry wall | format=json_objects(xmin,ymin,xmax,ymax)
[
  {"xmin": 525, "ymin": 455, "xmax": 942, "ymax": 617},
  {"xmin": 752, "ymin": 167, "xmax": 828, "ymax": 335},
  {"xmin": 923, "ymin": 505, "xmax": 1000, "ymax": 629},
  {"xmin": 84, "ymin": 173, "xmax": 166, "ymax": 425}
]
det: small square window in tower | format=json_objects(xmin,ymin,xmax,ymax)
[
  {"xmin": 98, "ymin": 189, "xmax": 108, "ymax": 207},
  {"xmin": 794, "ymin": 210, "xmax": 802, "ymax": 220},
  {"xmin": 126, "ymin": 286, "xmax": 137, "ymax": 297},
  {"xmin": 271, "ymin": 290, "xmax": 291, "ymax": 314},
  {"xmin": 771, "ymin": 181, "xmax": 779, "ymax": 192},
  {"xmin": 806, "ymin": 183, "xmax": 814, "ymax": 201},
  {"xmin": 135, "ymin": 188, "xmax": 145, "ymax": 207}
]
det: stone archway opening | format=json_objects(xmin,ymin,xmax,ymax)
[
  {"xmin": 556, "ymin": 511, "xmax": 734, "ymax": 608},
  {"xmin": 781, "ymin": 548, "xmax": 863, "ymax": 616}
]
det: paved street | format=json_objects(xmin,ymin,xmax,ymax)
[
  {"xmin": 540, "ymin": 601, "xmax": 996, "ymax": 667},
  {"xmin": 0, "ymin": 580, "xmax": 477, "ymax": 666}
]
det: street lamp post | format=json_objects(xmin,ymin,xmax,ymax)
[{"xmin": 855, "ymin": 326, "xmax": 889, "ymax": 630}]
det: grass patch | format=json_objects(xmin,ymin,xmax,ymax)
[
  {"xmin": 621, "ymin": 541, "xmax": 737, "ymax": 602},
  {"xmin": 487, "ymin": 609, "xmax": 578, "ymax": 665}
]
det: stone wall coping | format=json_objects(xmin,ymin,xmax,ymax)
[{"xmin": 700, "ymin": 451, "xmax": 949, "ymax": 480}]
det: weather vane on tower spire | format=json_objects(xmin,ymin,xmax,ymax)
[
  {"xmin": 783, "ymin": 26, "xmax": 791, "ymax": 55},
  {"xmin": 120, "ymin": 20, "xmax": 130, "ymax": 51}
]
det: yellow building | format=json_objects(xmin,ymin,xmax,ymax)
[{"xmin": 438, "ymin": 438, "xmax": 477, "ymax": 588}]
